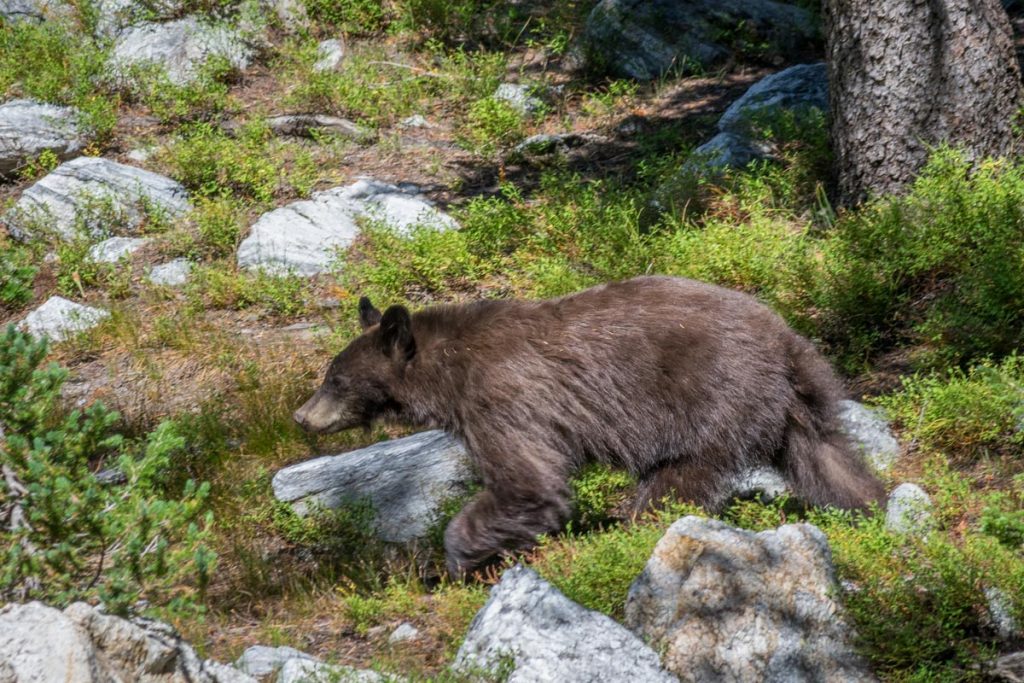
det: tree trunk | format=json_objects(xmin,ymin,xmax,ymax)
[{"xmin": 823, "ymin": 0, "xmax": 1023, "ymax": 206}]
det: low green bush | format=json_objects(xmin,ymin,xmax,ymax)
[
  {"xmin": 876, "ymin": 355, "xmax": 1024, "ymax": 461},
  {"xmin": 0, "ymin": 244, "xmax": 37, "ymax": 310},
  {"xmin": 815, "ymin": 149, "xmax": 1024, "ymax": 367},
  {"xmin": 0, "ymin": 326, "xmax": 215, "ymax": 617}
]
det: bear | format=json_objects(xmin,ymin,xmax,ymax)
[{"xmin": 293, "ymin": 275, "xmax": 885, "ymax": 576}]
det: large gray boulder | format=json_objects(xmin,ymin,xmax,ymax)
[
  {"xmin": 272, "ymin": 430, "xmax": 474, "ymax": 543},
  {"xmin": 0, "ymin": 601, "xmax": 256, "ymax": 683},
  {"xmin": 3, "ymin": 156, "xmax": 191, "ymax": 241},
  {"xmin": 691, "ymin": 62, "xmax": 828, "ymax": 171},
  {"xmin": 718, "ymin": 63, "xmax": 828, "ymax": 135},
  {"xmin": 20, "ymin": 296, "xmax": 109, "ymax": 342},
  {"xmin": 237, "ymin": 178, "xmax": 457, "ymax": 277},
  {"xmin": 625, "ymin": 516, "xmax": 874, "ymax": 682},
  {"xmin": 110, "ymin": 17, "xmax": 253, "ymax": 87},
  {"xmin": 579, "ymin": 0, "xmax": 818, "ymax": 81},
  {"xmin": 456, "ymin": 565, "xmax": 678, "ymax": 683},
  {"xmin": 0, "ymin": 99, "xmax": 87, "ymax": 176}
]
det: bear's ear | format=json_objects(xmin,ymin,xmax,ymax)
[
  {"xmin": 379, "ymin": 305, "xmax": 416, "ymax": 362},
  {"xmin": 359, "ymin": 296, "xmax": 382, "ymax": 329}
]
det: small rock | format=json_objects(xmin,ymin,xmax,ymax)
[
  {"xmin": 149, "ymin": 258, "xmax": 193, "ymax": 286},
  {"xmin": 21, "ymin": 296, "xmax": 110, "ymax": 342},
  {"xmin": 0, "ymin": 99, "xmax": 87, "ymax": 176},
  {"xmin": 986, "ymin": 587, "xmax": 1021, "ymax": 642},
  {"xmin": 110, "ymin": 17, "xmax": 253, "ymax": 88},
  {"xmin": 272, "ymin": 430, "xmax": 475, "ymax": 543},
  {"xmin": 313, "ymin": 38, "xmax": 345, "ymax": 72},
  {"xmin": 89, "ymin": 236, "xmax": 150, "ymax": 263},
  {"xmin": 511, "ymin": 132, "xmax": 604, "ymax": 158},
  {"xmin": 625, "ymin": 516, "xmax": 873, "ymax": 682},
  {"xmin": 456, "ymin": 565, "xmax": 677, "ymax": 682},
  {"xmin": 726, "ymin": 466, "xmax": 789, "ymax": 503},
  {"xmin": 235, "ymin": 645, "xmax": 317, "ymax": 681},
  {"xmin": 95, "ymin": 468, "xmax": 128, "ymax": 485},
  {"xmin": 492, "ymin": 83, "xmax": 546, "ymax": 115},
  {"xmin": 388, "ymin": 623, "xmax": 419, "ymax": 644},
  {"xmin": 3, "ymin": 156, "xmax": 191, "ymax": 242},
  {"xmin": 237, "ymin": 178, "xmax": 457, "ymax": 277},
  {"xmin": 265, "ymin": 114, "xmax": 372, "ymax": 141},
  {"xmin": 399, "ymin": 114, "xmax": 429, "ymax": 129},
  {"xmin": 885, "ymin": 483, "xmax": 936, "ymax": 535},
  {"xmin": 275, "ymin": 658, "xmax": 383, "ymax": 683},
  {"xmin": 126, "ymin": 147, "xmax": 157, "ymax": 163},
  {"xmin": 839, "ymin": 399, "xmax": 901, "ymax": 471}
]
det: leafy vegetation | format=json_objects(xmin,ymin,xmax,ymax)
[
  {"xmin": 3, "ymin": 0, "xmax": 1023, "ymax": 680},
  {"xmin": 0, "ymin": 326, "xmax": 215, "ymax": 617}
]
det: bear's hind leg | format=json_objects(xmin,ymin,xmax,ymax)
[
  {"xmin": 632, "ymin": 459, "xmax": 728, "ymax": 516},
  {"xmin": 444, "ymin": 487, "xmax": 571, "ymax": 577}
]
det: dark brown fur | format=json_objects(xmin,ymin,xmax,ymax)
[{"xmin": 293, "ymin": 276, "xmax": 885, "ymax": 575}]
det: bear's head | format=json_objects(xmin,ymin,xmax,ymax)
[{"xmin": 293, "ymin": 297, "xmax": 415, "ymax": 434}]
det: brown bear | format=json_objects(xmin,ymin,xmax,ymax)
[{"xmin": 293, "ymin": 276, "xmax": 884, "ymax": 576}]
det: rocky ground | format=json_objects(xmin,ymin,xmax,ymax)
[{"xmin": 2, "ymin": 0, "xmax": 1024, "ymax": 680}]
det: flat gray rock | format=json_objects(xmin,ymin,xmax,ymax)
[
  {"xmin": 0, "ymin": 99, "xmax": 87, "ymax": 176},
  {"xmin": 89, "ymin": 236, "xmax": 149, "ymax": 263},
  {"xmin": 580, "ymin": 0, "xmax": 818, "ymax": 81},
  {"xmin": 20, "ymin": 296, "xmax": 109, "ymax": 342},
  {"xmin": 885, "ymin": 483, "xmax": 935, "ymax": 535},
  {"xmin": 456, "ymin": 565, "xmax": 677, "ymax": 683},
  {"xmin": 237, "ymin": 178, "xmax": 457, "ymax": 277},
  {"xmin": 718, "ymin": 63, "xmax": 829, "ymax": 135},
  {"xmin": 149, "ymin": 258, "xmax": 192, "ymax": 286},
  {"xmin": 272, "ymin": 430, "xmax": 474, "ymax": 543},
  {"xmin": 235, "ymin": 645, "xmax": 318, "ymax": 681},
  {"xmin": 110, "ymin": 17, "xmax": 253, "ymax": 87},
  {"xmin": 314, "ymin": 38, "xmax": 345, "ymax": 72},
  {"xmin": 3, "ymin": 156, "xmax": 191, "ymax": 241},
  {"xmin": 265, "ymin": 114, "xmax": 371, "ymax": 141},
  {"xmin": 625, "ymin": 517, "xmax": 874, "ymax": 682},
  {"xmin": 838, "ymin": 399, "xmax": 900, "ymax": 471}
]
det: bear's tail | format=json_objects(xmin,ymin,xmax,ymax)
[{"xmin": 779, "ymin": 337, "xmax": 886, "ymax": 511}]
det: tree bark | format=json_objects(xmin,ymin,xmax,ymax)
[{"xmin": 824, "ymin": 0, "xmax": 1023, "ymax": 206}]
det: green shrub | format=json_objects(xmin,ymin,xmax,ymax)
[
  {"xmin": 0, "ymin": 326, "xmax": 215, "ymax": 616},
  {"xmin": 0, "ymin": 20, "xmax": 117, "ymax": 140},
  {"xmin": 815, "ymin": 508, "xmax": 1018, "ymax": 680},
  {"xmin": 161, "ymin": 121, "xmax": 317, "ymax": 205},
  {"xmin": 815, "ymin": 149, "xmax": 1024, "ymax": 366},
  {"xmin": 459, "ymin": 96, "xmax": 526, "ymax": 156},
  {"xmin": 570, "ymin": 464, "xmax": 633, "ymax": 529},
  {"xmin": 0, "ymin": 244, "xmax": 37, "ymax": 309},
  {"xmin": 876, "ymin": 355, "xmax": 1024, "ymax": 461},
  {"xmin": 128, "ymin": 55, "xmax": 235, "ymax": 123}
]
